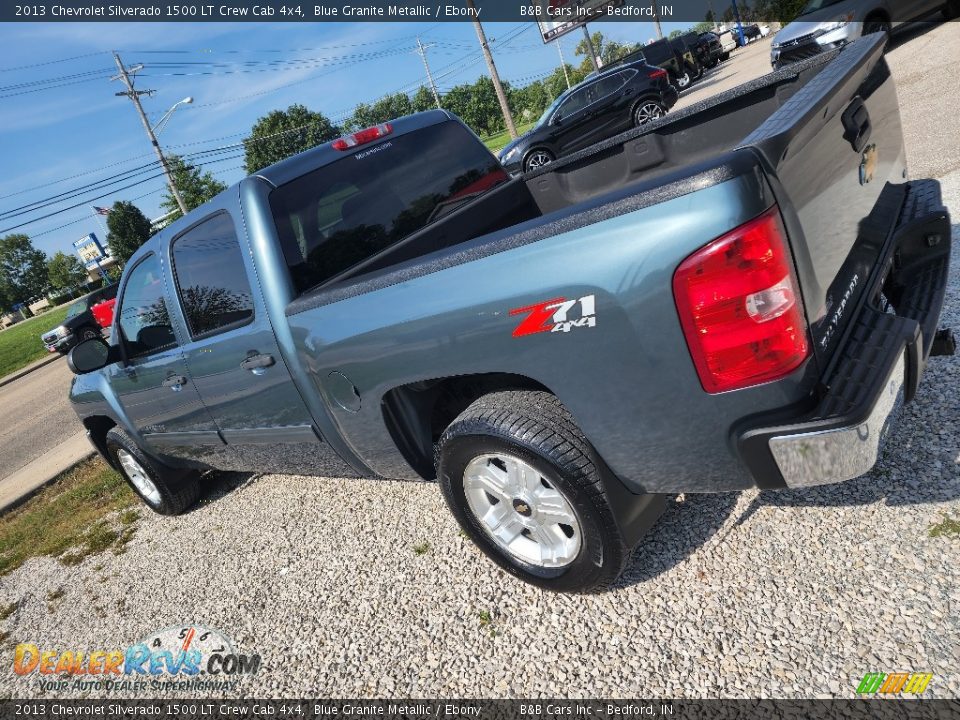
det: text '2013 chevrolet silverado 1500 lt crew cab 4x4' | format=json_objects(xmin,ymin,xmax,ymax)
[{"xmin": 67, "ymin": 35, "xmax": 953, "ymax": 592}]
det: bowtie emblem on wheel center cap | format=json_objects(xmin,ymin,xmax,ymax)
[{"xmin": 512, "ymin": 499, "xmax": 532, "ymax": 517}]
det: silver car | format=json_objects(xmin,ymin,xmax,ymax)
[{"xmin": 770, "ymin": 0, "xmax": 957, "ymax": 68}]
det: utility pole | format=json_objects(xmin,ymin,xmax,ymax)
[
  {"xmin": 415, "ymin": 37, "xmax": 442, "ymax": 109},
  {"xmin": 111, "ymin": 52, "xmax": 188, "ymax": 216},
  {"xmin": 466, "ymin": 0, "xmax": 517, "ymax": 139},
  {"xmin": 581, "ymin": 26, "xmax": 601, "ymax": 73},
  {"xmin": 652, "ymin": 6, "xmax": 664, "ymax": 40},
  {"xmin": 556, "ymin": 40, "xmax": 571, "ymax": 90}
]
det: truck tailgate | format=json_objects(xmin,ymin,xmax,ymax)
[{"xmin": 739, "ymin": 34, "xmax": 908, "ymax": 368}]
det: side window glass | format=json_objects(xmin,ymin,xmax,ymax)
[
  {"xmin": 117, "ymin": 255, "xmax": 177, "ymax": 359},
  {"xmin": 557, "ymin": 87, "xmax": 588, "ymax": 118},
  {"xmin": 171, "ymin": 213, "xmax": 255, "ymax": 339}
]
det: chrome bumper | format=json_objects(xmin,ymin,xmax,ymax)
[{"xmin": 768, "ymin": 352, "xmax": 905, "ymax": 488}]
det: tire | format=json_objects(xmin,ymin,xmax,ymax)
[
  {"xmin": 633, "ymin": 100, "xmax": 667, "ymax": 126},
  {"xmin": 705, "ymin": 58, "xmax": 719, "ymax": 69},
  {"xmin": 78, "ymin": 326, "xmax": 100, "ymax": 342},
  {"xmin": 943, "ymin": 0, "xmax": 960, "ymax": 19},
  {"xmin": 436, "ymin": 391, "xmax": 629, "ymax": 593},
  {"xmin": 523, "ymin": 148, "xmax": 554, "ymax": 173},
  {"xmin": 863, "ymin": 17, "xmax": 892, "ymax": 45},
  {"xmin": 674, "ymin": 69, "xmax": 691, "ymax": 90},
  {"xmin": 688, "ymin": 62, "xmax": 703, "ymax": 82},
  {"xmin": 105, "ymin": 427, "xmax": 202, "ymax": 516}
]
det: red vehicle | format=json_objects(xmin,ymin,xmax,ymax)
[{"xmin": 91, "ymin": 297, "xmax": 116, "ymax": 331}]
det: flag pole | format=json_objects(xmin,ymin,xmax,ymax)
[{"xmin": 90, "ymin": 206, "xmax": 108, "ymax": 237}]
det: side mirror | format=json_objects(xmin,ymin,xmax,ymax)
[{"xmin": 67, "ymin": 338, "xmax": 113, "ymax": 375}]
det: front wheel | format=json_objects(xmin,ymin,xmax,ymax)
[
  {"xmin": 863, "ymin": 18, "xmax": 892, "ymax": 45},
  {"xmin": 523, "ymin": 149, "xmax": 554, "ymax": 173},
  {"xmin": 634, "ymin": 101, "xmax": 666, "ymax": 126},
  {"xmin": 79, "ymin": 327, "xmax": 100, "ymax": 342},
  {"xmin": 436, "ymin": 391, "xmax": 630, "ymax": 593},
  {"xmin": 106, "ymin": 427, "xmax": 202, "ymax": 515},
  {"xmin": 673, "ymin": 69, "xmax": 691, "ymax": 90}
]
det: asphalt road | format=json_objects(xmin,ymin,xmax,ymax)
[{"xmin": 0, "ymin": 357, "xmax": 81, "ymax": 480}]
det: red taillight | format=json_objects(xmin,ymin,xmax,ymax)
[
  {"xmin": 672, "ymin": 206, "xmax": 809, "ymax": 394},
  {"xmin": 331, "ymin": 122, "xmax": 393, "ymax": 151},
  {"xmin": 648, "ymin": 68, "xmax": 668, "ymax": 80}
]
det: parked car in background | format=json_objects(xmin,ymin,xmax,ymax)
[
  {"xmin": 696, "ymin": 31, "xmax": 729, "ymax": 65},
  {"xmin": 717, "ymin": 29, "xmax": 738, "ymax": 55},
  {"xmin": 498, "ymin": 60, "xmax": 678, "ymax": 174},
  {"xmin": 642, "ymin": 37, "xmax": 700, "ymax": 89},
  {"xmin": 738, "ymin": 24, "xmax": 764, "ymax": 45},
  {"xmin": 67, "ymin": 36, "xmax": 952, "ymax": 592},
  {"xmin": 771, "ymin": 0, "xmax": 958, "ymax": 69},
  {"xmin": 91, "ymin": 297, "xmax": 116, "ymax": 333},
  {"xmin": 41, "ymin": 284, "xmax": 118, "ymax": 354}
]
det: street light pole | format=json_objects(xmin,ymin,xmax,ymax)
[
  {"xmin": 466, "ymin": 0, "xmax": 517, "ymax": 140},
  {"xmin": 111, "ymin": 52, "xmax": 189, "ymax": 217},
  {"xmin": 556, "ymin": 40, "xmax": 571, "ymax": 90}
]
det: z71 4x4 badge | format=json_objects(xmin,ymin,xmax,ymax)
[{"xmin": 509, "ymin": 295, "xmax": 596, "ymax": 337}]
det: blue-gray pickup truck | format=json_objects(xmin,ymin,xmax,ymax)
[{"xmin": 68, "ymin": 35, "xmax": 953, "ymax": 592}]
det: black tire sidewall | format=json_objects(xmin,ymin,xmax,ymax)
[
  {"xmin": 438, "ymin": 432, "xmax": 616, "ymax": 593},
  {"xmin": 105, "ymin": 428, "xmax": 191, "ymax": 515}
]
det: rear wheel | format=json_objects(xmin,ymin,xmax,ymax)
[
  {"xmin": 523, "ymin": 148, "xmax": 554, "ymax": 173},
  {"xmin": 634, "ymin": 101, "xmax": 666, "ymax": 126},
  {"xmin": 943, "ymin": 0, "xmax": 960, "ymax": 19},
  {"xmin": 864, "ymin": 17, "xmax": 892, "ymax": 45},
  {"xmin": 106, "ymin": 427, "xmax": 202, "ymax": 516},
  {"xmin": 78, "ymin": 326, "xmax": 99, "ymax": 342},
  {"xmin": 436, "ymin": 390, "xmax": 630, "ymax": 593},
  {"xmin": 673, "ymin": 68, "xmax": 691, "ymax": 90}
]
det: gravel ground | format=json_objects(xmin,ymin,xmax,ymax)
[{"xmin": 2, "ymin": 30, "xmax": 959, "ymax": 701}]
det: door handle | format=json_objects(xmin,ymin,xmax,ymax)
[
  {"xmin": 162, "ymin": 375, "xmax": 187, "ymax": 391},
  {"xmin": 240, "ymin": 353, "xmax": 275, "ymax": 374}
]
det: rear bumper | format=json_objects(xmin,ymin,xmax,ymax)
[{"xmin": 737, "ymin": 179, "xmax": 952, "ymax": 488}]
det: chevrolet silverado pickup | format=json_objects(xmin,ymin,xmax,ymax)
[{"xmin": 67, "ymin": 35, "xmax": 952, "ymax": 592}]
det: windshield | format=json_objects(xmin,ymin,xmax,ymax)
[
  {"xmin": 798, "ymin": 0, "xmax": 847, "ymax": 15},
  {"xmin": 538, "ymin": 93, "xmax": 567, "ymax": 126},
  {"xmin": 65, "ymin": 300, "xmax": 87, "ymax": 319}
]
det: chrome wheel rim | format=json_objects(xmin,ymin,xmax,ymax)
[
  {"xmin": 463, "ymin": 453, "xmax": 581, "ymax": 569},
  {"xmin": 636, "ymin": 103, "xmax": 664, "ymax": 125},
  {"xmin": 525, "ymin": 151, "xmax": 552, "ymax": 172},
  {"xmin": 117, "ymin": 449, "xmax": 161, "ymax": 506}
]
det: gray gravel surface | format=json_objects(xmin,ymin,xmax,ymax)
[{"xmin": 2, "ymin": 27, "xmax": 959, "ymax": 701}]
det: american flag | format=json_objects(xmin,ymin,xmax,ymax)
[{"xmin": 92, "ymin": 206, "xmax": 111, "ymax": 216}]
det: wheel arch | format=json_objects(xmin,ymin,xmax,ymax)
[
  {"xmin": 82, "ymin": 415, "xmax": 118, "ymax": 469},
  {"xmin": 381, "ymin": 372, "xmax": 551, "ymax": 481}
]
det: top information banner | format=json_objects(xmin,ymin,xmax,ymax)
[{"xmin": 4, "ymin": 0, "xmax": 952, "ymax": 24}]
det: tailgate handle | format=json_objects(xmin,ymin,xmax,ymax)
[{"xmin": 841, "ymin": 97, "xmax": 871, "ymax": 152}]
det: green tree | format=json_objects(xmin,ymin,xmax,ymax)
[
  {"xmin": 0, "ymin": 234, "xmax": 48, "ymax": 307},
  {"xmin": 243, "ymin": 104, "xmax": 339, "ymax": 174},
  {"xmin": 159, "ymin": 155, "xmax": 227, "ymax": 223},
  {"xmin": 411, "ymin": 85, "xmax": 436, "ymax": 113},
  {"xmin": 669, "ymin": 29, "xmax": 684, "ymax": 39},
  {"xmin": 106, "ymin": 201, "xmax": 153, "ymax": 267},
  {"xmin": 574, "ymin": 32, "xmax": 642, "ymax": 71},
  {"xmin": 347, "ymin": 92, "xmax": 415, "ymax": 131},
  {"xmin": 46, "ymin": 251, "xmax": 87, "ymax": 291}
]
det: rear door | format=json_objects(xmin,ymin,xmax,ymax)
[
  {"xmin": 168, "ymin": 208, "xmax": 348, "ymax": 476},
  {"xmin": 107, "ymin": 252, "xmax": 227, "ymax": 464}
]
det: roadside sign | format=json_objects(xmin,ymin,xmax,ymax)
[{"xmin": 535, "ymin": 0, "xmax": 626, "ymax": 43}]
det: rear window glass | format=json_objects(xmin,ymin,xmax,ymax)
[{"xmin": 269, "ymin": 121, "xmax": 508, "ymax": 296}]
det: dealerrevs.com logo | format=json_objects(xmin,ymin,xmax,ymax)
[{"xmin": 13, "ymin": 625, "xmax": 260, "ymax": 692}]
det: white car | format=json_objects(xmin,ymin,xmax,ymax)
[{"xmin": 771, "ymin": 0, "xmax": 958, "ymax": 69}]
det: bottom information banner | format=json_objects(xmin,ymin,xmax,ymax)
[{"xmin": 1, "ymin": 699, "xmax": 959, "ymax": 719}]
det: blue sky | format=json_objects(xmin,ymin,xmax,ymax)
[{"xmin": 0, "ymin": 18, "xmax": 692, "ymax": 258}]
